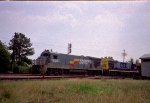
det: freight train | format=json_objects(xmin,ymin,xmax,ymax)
[{"xmin": 32, "ymin": 50, "xmax": 140, "ymax": 77}]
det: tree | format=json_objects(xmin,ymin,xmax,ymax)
[
  {"xmin": 135, "ymin": 59, "xmax": 140, "ymax": 64},
  {"xmin": 9, "ymin": 32, "xmax": 34, "ymax": 66},
  {"xmin": 129, "ymin": 58, "xmax": 134, "ymax": 64},
  {"xmin": 0, "ymin": 40, "xmax": 10, "ymax": 72}
]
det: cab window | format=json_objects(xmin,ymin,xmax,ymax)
[{"xmin": 53, "ymin": 55, "xmax": 58, "ymax": 59}]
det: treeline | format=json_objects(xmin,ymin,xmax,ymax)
[{"xmin": 0, "ymin": 32, "xmax": 34, "ymax": 73}]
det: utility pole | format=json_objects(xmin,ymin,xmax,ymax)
[{"xmin": 122, "ymin": 49, "xmax": 127, "ymax": 62}]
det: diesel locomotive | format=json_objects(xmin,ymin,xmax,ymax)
[
  {"xmin": 32, "ymin": 50, "xmax": 140, "ymax": 77},
  {"xmin": 32, "ymin": 50, "xmax": 101, "ymax": 75}
]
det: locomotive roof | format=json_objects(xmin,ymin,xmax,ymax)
[
  {"xmin": 40, "ymin": 50, "xmax": 100, "ymax": 60},
  {"xmin": 50, "ymin": 52, "xmax": 101, "ymax": 59},
  {"xmin": 140, "ymin": 54, "xmax": 150, "ymax": 59}
]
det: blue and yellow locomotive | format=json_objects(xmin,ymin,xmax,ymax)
[{"xmin": 100, "ymin": 57, "xmax": 139, "ymax": 77}]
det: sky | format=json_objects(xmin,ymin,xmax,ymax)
[{"xmin": 0, "ymin": 1, "xmax": 150, "ymax": 62}]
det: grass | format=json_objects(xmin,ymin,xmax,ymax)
[{"xmin": 0, "ymin": 79, "xmax": 150, "ymax": 103}]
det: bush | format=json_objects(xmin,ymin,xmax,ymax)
[
  {"xmin": 19, "ymin": 66, "xmax": 32, "ymax": 73},
  {"xmin": 12, "ymin": 63, "xmax": 31, "ymax": 73},
  {"xmin": 12, "ymin": 63, "xmax": 19, "ymax": 73}
]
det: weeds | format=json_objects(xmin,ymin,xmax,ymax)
[{"xmin": 0, "ymin": 79, "xmax": 150, "ymax": 103}]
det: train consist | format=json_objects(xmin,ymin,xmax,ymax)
[{"xmin": 32, "ymin": 50, "xmax": 140, "ymax": 77}]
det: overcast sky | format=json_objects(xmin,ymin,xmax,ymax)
[{"xmin": 0, "ymin": 1, "xmax": 150, "ymax": 61}]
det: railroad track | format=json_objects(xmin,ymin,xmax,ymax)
[{"xmin": 0, "ymin": 74, "xmax": 126, "ymax": 80}]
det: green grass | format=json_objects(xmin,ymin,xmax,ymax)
[{"xmin": 0, "ymin": 79, "xmax": 150, "ymax": 103}]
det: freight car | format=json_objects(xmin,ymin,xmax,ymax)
[{"xmin": 32, "ymin": 50, "xmax": 101, "ymax": 75}]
